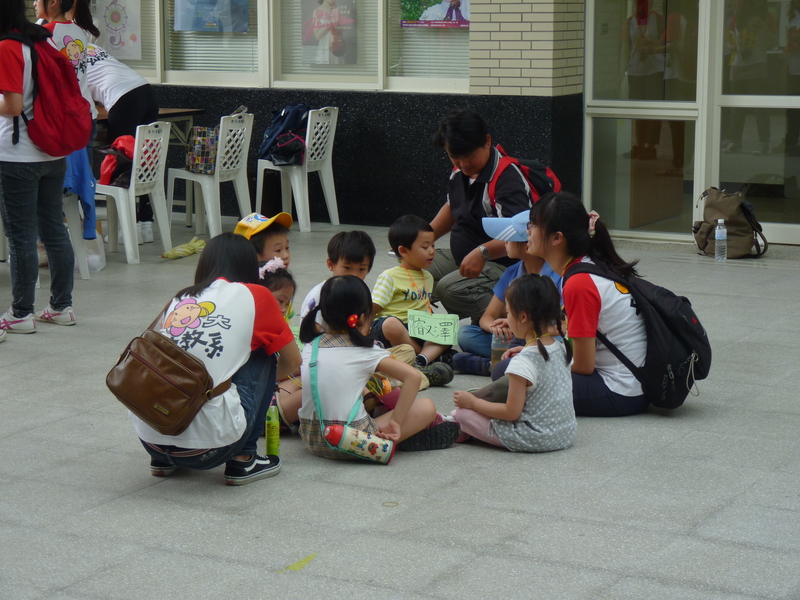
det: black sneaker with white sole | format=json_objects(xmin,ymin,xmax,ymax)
[
  {"xmin": 398, "ymin": 422, "xmax": 460, "ymax": 451},
  {"xmin": 224, "ymin": 454, "xmax": 281, "ymax": 486},
  {"xmin": 150, "ymin": 458, "xmax": 176, "ymax": 477}
]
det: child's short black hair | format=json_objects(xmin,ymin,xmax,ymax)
[
  {"xmin": 388, "ymin": 215, "xmax": 434, "ymax": 256},
  {"xmin": 250, "ymin": 223, "xmax": 290, "ymax": 255},
  {"xmin": 299, "ymin": 276, "xmax": 373, "ymax": 348},
  {"xmin": 327, "ymin": 230, "xmax": 377, "ymax": 271}
]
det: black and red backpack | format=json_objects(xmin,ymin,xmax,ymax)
[
  {"xmin": 0, "ymin": 31, "xmax": 92, "ymax": 157},
  {"xmin": 487, "ymin": 144, "xmax": 561, "ymax": 207}
]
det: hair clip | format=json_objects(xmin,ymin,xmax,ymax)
[
  {"xmin": 347, "ymin": 314, "xmax": 359, "ymax": 328},
  {"xmin": 588, "ymin": 210, "xmax": 600, "ymax": 236},
  {"xmin": 259, "ymin": 257, "xmax": 285, "ymax": 279}
]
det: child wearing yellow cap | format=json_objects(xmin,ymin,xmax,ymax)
[
  {"xmin": 235, "ymin": 212, "xmax": 294, "ymax": 318},
  {"xmin": 234, "ymin": 212, "xmax": 293, "ymax": 265}
]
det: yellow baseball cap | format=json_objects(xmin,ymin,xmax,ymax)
[{"xmin": 234, "ymin": 212, "xmax": 293, "ymax": 240}]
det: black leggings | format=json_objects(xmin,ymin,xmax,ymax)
[
  {"xmin": 572, "ymin": 371, "xmax": 649, "ymax": 417},
  {"xmin": 107, "ymin": 84, "xmax": 160, "ymax": 222}
]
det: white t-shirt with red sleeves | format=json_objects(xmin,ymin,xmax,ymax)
[
  {"xmin": 0, "ymin": 38, "xmax": 60, "ymax": 162},
  {"xmin": 42, "ymin": 21, "xmax": 98, "ymax": 118},
  {"xmin": 564, "ymin": 257, "xmax": 647, "ymax": 397},
  {"xmin": 131, "ymin": 278, "xmax": 295, "ymax": 448},
  {"xmin": 83, "ymin": 42, "xmax": 148, "ymax": 110}
]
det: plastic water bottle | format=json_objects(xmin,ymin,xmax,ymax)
[
  {"xmin": 491, "ymin": 333, "xmax": 510, "ymax": 369},
  {"xmin": 323, "ymin": 424, "xmax": 395, "ymax": 464},
  {"xmin": 715, "ymin": 218, "xmax": 727, "ymax": 262},
  {"xmin": 266, "ymin": 402, "xmax": 280, "ymax": 456}
]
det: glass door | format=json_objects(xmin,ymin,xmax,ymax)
[
  {"xmin": 714, "ymin": 0, "xmax": 800, "ymax": 243},
  {"xmin": 586, "ymin": 0, "xmax": 700, "ymax": 238},
  {"xmin": 587, "ymin": 0, "xmax": 800, "ymax": 243}
]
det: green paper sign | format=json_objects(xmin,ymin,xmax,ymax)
[
  {"xmin": 407, "ymin": 310, "xmax": 459, "ymax": 345},
  {"xmin": 291, "ymin": 326, "xmax": 303, "ymax": 350}
]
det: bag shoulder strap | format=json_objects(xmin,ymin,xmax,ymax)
[
  {"xmin": 740, "ymin": 201, "xmax": 769, "ymax": 257},
  {"xmin": 0, "ymin": 33, "xmax": 38, "ymax": 145},
  {"xmin": 487, "ymin": 144, "xmax": 519, "ymax": 207},
  {"xmin": 563, "ymin": 262, "xmax": 645, "ymax": 384},
  {"xmin": 309, "ymin": 336, "xmax": 364, "ymax": 440}
]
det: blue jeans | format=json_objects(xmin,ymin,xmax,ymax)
[
  {"xmin": 0, "ymin": 159, "xmax": 72, "ymax": 316},
  {"xmin": 458, "ymin": 324, "xmax": 491, "ymax": 358},
  {"xmin": 572, "ymin": 371, "xmax": 649, "ymax": 417},
  {"xmin": 141, "ymin": 349, "xmax": 277, "ymax": 469}
]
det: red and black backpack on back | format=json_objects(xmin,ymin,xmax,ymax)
[
  {"xmin": 487, "ymin": 144, "xmax": 561, "ymax": 206},
  {"xmin": 0, "ymin": 31, "xmax": 92, "ymax": 157}
]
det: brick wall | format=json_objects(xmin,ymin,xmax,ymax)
[{"xmin": 469, "ymin": 0, "xmax": 585, "ymax": 97}]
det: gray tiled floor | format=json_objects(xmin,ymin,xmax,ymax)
[{"xmin": 2, "ymin": 219, "xmax": 800, "ymax": 600}]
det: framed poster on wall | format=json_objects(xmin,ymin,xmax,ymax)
[
  {"xmin": 95, "ymin": 0, "xmax": 142, "ymax": 59},
  {"xmin": 400, "ymin": 0, "xmax": 469, "ymax": 28},
  {"xmin": 174, "ymin": 0, "xmax": 249, "ymax": 33},
  {"xmin": 301, "ymin": 0, "xmax": 358, "ymax": 65}
]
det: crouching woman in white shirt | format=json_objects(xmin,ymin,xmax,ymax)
[{"xmin": 132, "ymin": 232, "xmax": 302, "ymax": 485}]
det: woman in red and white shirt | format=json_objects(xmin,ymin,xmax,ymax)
[
  {"xmin": 0, "ymin": 0, "xmax": 75, "ymax": 335},
  {"xmin": 133, "ymin": 233, "xmax": 302, "ymax": 485},
  {"xmin": 527, "ymin": 192, "xmax": 649, "ymax": 417}
]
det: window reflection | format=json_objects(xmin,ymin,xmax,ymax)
[
  {"xmin": 592, "ymin": 118, "xmax": 695, "ymax": 233},
  {"xmin": 593, "ymin": 0, "xmax": 698, "ymax": 103}
]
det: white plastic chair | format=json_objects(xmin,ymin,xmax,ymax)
[
  {"xmin": 167, "ymin": 113, "xmax": 254, "ymax": 238},
  {"xmin": 255, "ymin": 106, "xmax": 340, "ymax": 233},
  {"xmin": 63, "ymin": 193, "xmax": 89, "ymax": 280},
  {"xmin": 96, "ymin": 121, "xmax": 172, "ymax": 264}
]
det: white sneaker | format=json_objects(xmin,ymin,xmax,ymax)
[
  {"xmin": 140, "ymin": 221, "xmax": 154, "ymax": 243},
  {"xmin": 0, "ymin": 310, "xmax": 36, "ymax": 333},
  {"xmin": 753, "ymin": 142, "xmax": 769, "ymax": 156},
  {"xmin": 34, "ymin": 305, "xmax": 76, "ymax": 326},
  {"xmin": 135, "ymin": 222, "xmax": 144, "ymax": 245}
]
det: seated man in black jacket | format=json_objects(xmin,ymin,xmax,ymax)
[{"xmin": 429, "ymin": 108, "xmax": 533, "ymax": 322}]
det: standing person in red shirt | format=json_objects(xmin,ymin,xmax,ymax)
[{"xmin": 0, "ymin": 0, "xmax": 76, "ymax": 334}]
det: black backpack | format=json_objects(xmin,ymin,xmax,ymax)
[
  {"xmin": 564, "ymin": 263, "xmax": 712, "ymax": 409},
  {"xmin": 257, "ymin": 103, "xmax": 312, "ymax": 161}
]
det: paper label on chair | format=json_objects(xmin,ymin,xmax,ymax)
[{"xmin": 407, "ymin": 310, "xmax": 459, "ymax": 345}]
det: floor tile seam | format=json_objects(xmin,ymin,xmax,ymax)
[
  {"xmin": 600, "ymin": 570, "xmax": 786, "ymax": 600},
  {"xmin": 0, "ymin": 410, "xmax": 103, "ymax": 441},
  {"xmin": 670, "ymin": 528, "xmax": 800, "ymax": 561},
  {"xmin": 44, "ymin": 562, "xmax": 130, "ymax": 600},
  {"xmin": 690, "ymin": 529, "xmax": 800, "ymax": 556}
]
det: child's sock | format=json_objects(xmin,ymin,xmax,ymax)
[
  {"xmin": 415, "ymin": 354, "xmax": 429, "ymax": 367},
  {"xmin": 425, "ymin": 412, "xmax": 446, "ymax": 429}
]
